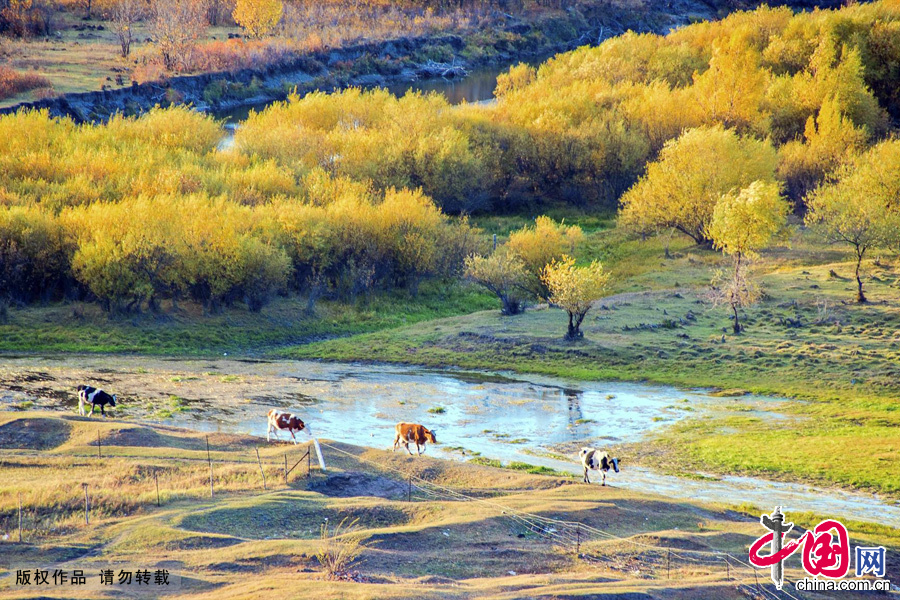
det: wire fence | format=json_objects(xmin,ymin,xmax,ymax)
[
  {"xmin": 317, "ymin": 441, "xmax": 809, "ymax": 600},
  {"xmin": 6, "ymin": 431, "xmax": 819, "ymax": 599}
]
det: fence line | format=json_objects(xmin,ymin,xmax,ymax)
[
  {"xmin": 8, "ymin": 438, "xmax": 810, "ymax": 598},
  {"xmin": 317, "ymin": 440, "xmax": 810, "ymax": 599}
]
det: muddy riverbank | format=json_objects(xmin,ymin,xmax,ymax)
[{"xmin": 0, "ymin": 0, "xmax": 844, "ymax": 123}]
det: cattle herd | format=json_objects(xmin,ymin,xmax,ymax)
[{"xmin": 75, "ymin": 385, "xmax": 622, "ymax": 485}]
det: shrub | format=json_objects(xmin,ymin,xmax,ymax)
[{"xmin": 0, "ymin": 66, "xmax": 51, "ymax": 100}]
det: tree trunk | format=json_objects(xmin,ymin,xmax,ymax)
[
  {"xmin": 565, "ymin": 311, "xmax": 586, "ymax": 340},
  {"xmin": 566, "ymin": 312, "xmax": 577, "ymax": 339},
  {"xmin": 855, "ymin": 247, "xmax": 867, "ymax": 303},
  {"xmin": 731, "ymin": 302, "xmax": 741, "ymax": 334},
  {"xmin": 500, "ymin": 295, "xmax": 521, "ymax": 316}
]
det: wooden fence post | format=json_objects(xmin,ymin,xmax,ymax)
[
  {"xmin": 575, "ymin": 524, "xmax": 581, "ymax": 557},
  {"xmin": 283, "ymin": 454, "xmax": 288, "ymax": 484},
  {"xmin": 206, "ymin": 436, "xmax": 213, "ymax": 498},
  {"xmin": 255, "ymin": 448, "xmax": 267, "ymax": 490},
  {"xmin": 82, "ymin": 483, "xmax": 89, "ymax": 525},
  {"xmin": 307, "ymin": 446, "xmax": 311, "ymax": 481},
  {"xmin": 667, "ymin": 550, "xmax": 670, "ymax": 580},
  {"xmin": 17, "ymin": 493, "xmax": 22, "ymax": 543}
]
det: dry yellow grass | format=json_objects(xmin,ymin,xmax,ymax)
[{"xmin": 0, "ymin": 413, "xmax": 891, "ymax": 599}]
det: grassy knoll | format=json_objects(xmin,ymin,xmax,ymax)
[
  {"xmin": 287, "ymin": 223, "xmax": 900, "ymax": 496},
  {"xmin": 0, "ymin": 413, "xmax": 892, "ymax": 599}
]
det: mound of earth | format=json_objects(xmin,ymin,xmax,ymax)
[
  {"xmin": 103, "ymin": 427, "xmax": 257, "ymax": 451},
  {"xmin": 309, "ymin": 471, "xmax": 407, "ymax": 500},
  {"xmin": 0, "ymin": 418, "xmax": 71, "ymax": 450},
  {"xmin": 103, "ymin": 426, "xmax": 165, "ymax": 447}
]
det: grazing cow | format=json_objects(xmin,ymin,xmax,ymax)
[
  {"xmin": 580, "ymin": 447, "xmax": 620, "ymax": 486},
  {"xmin": 392, "ymin": 422, "xmax": 437, "ymax": 456},
  {"xmin": 77, "ymin": 385, "xmax": 117, "ymax": 417},
  {"xmin": 267, "ymin": 409, "xmax": 306, "ymax": 444}
]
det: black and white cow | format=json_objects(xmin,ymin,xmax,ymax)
[
  {"xmin": 77, "ymin": 385, "xmax": 117, "ymax": 417},
  {"xmin": 580, "ymin": 447, "xmax": 620, "ymax": 486}
]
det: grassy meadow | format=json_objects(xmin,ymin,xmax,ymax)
[
  {"xmin": 0, "ymin": 281, "xmax": 494, "ymax": 354},
  {"xmin": 2, "ymin": 213, "xmax": 898, "ymax": 497}
]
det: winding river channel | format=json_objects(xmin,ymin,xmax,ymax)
[{"xmin": 2, "ymin": 355, "xmax": 897, "ymax": 526}]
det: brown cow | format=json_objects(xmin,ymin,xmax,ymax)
[
  {"xmin": 392, "ymin": 422, "xmax": 437, "ymax": 456},
  {"xmin": 267, "ymin": 409, "xmax": 306, "ymax": 444}
]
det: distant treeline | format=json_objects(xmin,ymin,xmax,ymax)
[{"xmin": 236, "ymin": 1, "xmax": 900, "ymax": 211}]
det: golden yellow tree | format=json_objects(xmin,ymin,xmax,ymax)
[
  {"xmin": 619, "ymin": 125, "xmax": 777, "ymax": 247},
  {"xmin": 506, "ymin": 216, "xmax": 583, "ymax": 299},
  {"xmin": 233, "ymin": 0, "xmax": 283, "ymax": 38},
  {"xmin": 541, "ymin": 255, "xmax": 610, "ymax": 340},
  {"xmin": 706, "ymin": 180, "xmax": 789, "ymax": 333},
  {"xmin": 805, "ymin": 142, "xmax": 900, "ymax": 303},
  {"xmin": 464, "ymin": 247, "xmax": 527, "ymax": 316}
]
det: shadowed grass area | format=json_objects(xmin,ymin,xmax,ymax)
[
  {"xmin": 0, "ymin": 282, "xmax": 495, "ymax": 355},
  {"xmin": 2, "ymin": 414, "xmax": 892, "ymax": 599}
]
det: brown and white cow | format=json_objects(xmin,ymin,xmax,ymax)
[
  {"xmin": 267, "ymin": 409, "xmax": 306, "ymax": 444},
  {"xmin": 392, "ymin": 422, "xmax": 437, "ymax": 456},
  {"xmin": 580, "ymin": 447, "xmax": 620, "ymax": 486}
]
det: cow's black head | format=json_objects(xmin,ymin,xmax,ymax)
[{"xmin": 110, "ymin": 395, "xmax": 117, "ymax": 407}]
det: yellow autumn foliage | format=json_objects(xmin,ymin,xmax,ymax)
[
  {"xmin": 541, "ymin": 255, "xmax": 610, "ymax": 340},
  {"xmin": 232, "ymin": 0, "xmax": 282, "ymax": 37}
]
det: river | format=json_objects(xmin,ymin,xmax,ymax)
[{"xmin": 1, "ymin": 355, "xmax": 897, "ymax": 527}]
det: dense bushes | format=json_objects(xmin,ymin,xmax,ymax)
[
  {"xmin": 0, "ymin": 65, "xmax": 51, "ymax": 100},
  {"xmin": 0, "ymin": 205, "xmax": 73, "ymax": 304},
  {"xmin": 0, "ymin": 107, "xmax": 478, "ymax": 312},
  {"xmin": 233, "ymin": 2, "xmax": 900, "ymax": 213}
]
